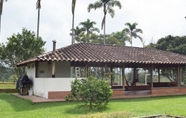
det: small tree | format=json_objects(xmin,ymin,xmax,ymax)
[
  {"xmin": 0, "ymin": 28, "xmax": 46, "ymax": 78},
  {"xmin": 66, "ymin": 76, "xmax": 112, "ymax": 109}
]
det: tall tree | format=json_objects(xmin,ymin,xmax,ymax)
[
  {"xmin": 70, "ymin": 26, "xmax": 84, "ymax": 43},
  {"xmin": 0, "ymin": 0, "xmax": 7, "ymax": 35},
  {"xmin": 124, "ymin": 22, "xmax": 143, "ymax": 47},
  {"xmin": 111, "ymin": 30, "xmax": 129, "ymax": 46},
  {"xmin": 155, "ymin": 35, "xmax": 186, "ymax": 55},
  {"xmin": 0, "ymin": 28, "xmax": 46, "ymax": 78},
  {"xmin": 36, "ymin": 0, "xmax": 41, "ymax": 40},
  {"xmin": 88, "ymin": 0, "xmax": 122, "ymax": 44},
  {"xmin": 79, "ymin": 19, "xmax": 99, "ymax": 43},
  {"xmin": 71, "ymin": 0, "xmax": 76, "ymax": 44}
]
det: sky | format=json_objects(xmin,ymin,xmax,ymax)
[{"xmin": 1, "ymin": 0, "xmax": 186, "ymax": 52}]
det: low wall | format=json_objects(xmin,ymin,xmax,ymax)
[
  {"xmin": 33, "ymin": 77, "xmax": 81, "ymax": 99},
  {"xmin": 152, "ymin": 87, "xmax": 186, "ymax": 96},
  {"xmin": 112, "ymin": 89, "xmax": 124, "ymax": 97},
  {"xmin": 48, "ymin": 91, "xmax": 71, "ymax": 99},
  {"xmin": 125, "ymin": 86, "xmax": 151, "ymax": 91}
]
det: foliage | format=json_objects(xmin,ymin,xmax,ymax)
[
  {"xmin": 0, "ymin": 66, "xmax": 11, "ymax": 81},
  {"xmin": 124, "ymin": 22, "xmax": 143, "ymax": 46},
  {"xmin": 111, "ymin": 30, "xmax": 130, "ymax": 46},
  {"xmin": 155, "ymin": 35, "xmax": 186, "ymax": 55},
  {"xmin": 88, "ymin": 0, "xmax": 122, "ymax": 44},
  {"xmin": 0, "ymin": 28, "xmax": 46, "ymax": 78},
  {"xmin": 146, "ymin": 35, "xmax": 186, "ymax": 81},
  {"xmin": 72, "ymin": 19, "xmax": 100, "ymax": 43},
  {"xmin": 66, "ymin": 76, "xmax": 112, "ymax": 109}
]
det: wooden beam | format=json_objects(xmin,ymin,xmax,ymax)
[
  {"xmin": 122, "ymin": 64, "xmax": 125, "ymax": 89},
  {"xmin": 177, "ymin": 65, "xmax": 180, "ymax": 87},
  {"xmin": 133, "ymin": 68, "xmax": 136, "ymax": 86},
  {"xmin": 110, "ymin": 66, "xmax": 113, "ymax": 86},
  {"xmin": 150, "ymin": 65, "xmax": 153, "ymax": 89},
  {"xmin": 52, "ymin": 61, "xmax": 55, "ymax": 78},
  {"xmin": 35, "ymin": 62, "xmax": 38, "ymax": 78},
  {"xmin": 158, "ymin": 68, "xmax": 160, "ymax": 83},
  {"xmin": 48, "ymin": 61, "xmax": 51, "ymax": 77},
  {"xmin": 85, "ymin": 63, "xmax": 88, "ymax": 78}
]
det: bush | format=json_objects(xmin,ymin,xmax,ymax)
[{"xmin": 65, "ymin": 76, "xmax": 112, "ymax": 108}]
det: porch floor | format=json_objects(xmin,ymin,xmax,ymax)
[
  {"xmin": 13, "ymin": 93, "xmax": 65, "ymax": 103},
  {"xmin": 13, "ymin": 90, "xmax": 185, "ymax": 103}
]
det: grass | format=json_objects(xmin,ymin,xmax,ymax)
[
  {"xmin": 0, "ymin": 83, "xmax": 16, "ymax": 89},
  {"xmin": 1, "ymin": 93, "xmax": 186, "ymax": 118}
]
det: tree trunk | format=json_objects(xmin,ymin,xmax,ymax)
[
  {"xmin": 72, "ymin": 14, "xmax": 75, "ymax": 44},
  {"xmin": 37, "ymin": 8, "xmax": 40, "ymax": 40}
]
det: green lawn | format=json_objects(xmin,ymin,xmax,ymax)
[
  {"xmin": 0, "ymin": 83, "xmax": 16, "ymax": 89},
  {"xmin": 1, "ymin": 93, "xmax": 186, "ymax": 118}
]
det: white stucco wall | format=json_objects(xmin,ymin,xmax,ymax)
[
  {"xmin": 37, "ymin": 61, "xmax": 70, "ymax": 78},
  {"xmin": 33, "ymin": 77, "xmax": 81, "ymax": 98},
  {"xmin": 26, "ymin": 61, "xmax": 77, "ymax": 99},
  {"xmin": 38, "ymin": 62, "xmax": 51, "ymax": 77}
]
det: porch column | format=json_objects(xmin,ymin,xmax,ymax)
[
  {"xmin": 48, "ymin": 61, "xmax": 51, "ymax": 77},
  {"xmin": 158, "ymin": 68, "xmax": 160, "ymax": 83},
  {"xmin": 150, "ymin": 65, "xmax": 153, "ymax": 89},
  {"xmin": 110, "ymin": 66, "xmax": 113, "ymax": 86},
  {"xmin": 52, "ymin": 61, "xmax": 55, "ymax": 78},
  {"xmin": 177, "ymin": 65, "xmax": 181, "ymax": 87},
  {"xmin": 122, "ymin": 64, "xmax": 125, "ymax": 89},
  {"xmin": 35, "ymin": 62, "xmax": 38, "ymax": 78},
  {"xmin": 133, "ymin": 68, "xmax": 136, "ymax": 86},
  {"xmin": 85, "ymin": 63, "xmax": 88, "ymax": 77}
]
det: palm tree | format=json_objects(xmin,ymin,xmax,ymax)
[
  {"xmin": 70, "ymin": 26, "xmax": 84, "ymax": 43},
  {"xmin": 124, "ymin": 22, "xmax": 143, "ymax": 47},
  {"xmin": 71, "ymin": 0, "xmax": 76, "ymax": 44},
  {"xmin": 87, "ymin": 0, "xmax": 122, "ymax": 45},
  {"xmin": 36, "ymin": 0, "xmax": 41, "ymax": 40},
  {"xmin": 79, "ymin": 19, "xmax": 99, "ymax": 43},
  {"xmin": 111, "ymin": 30, "xmax": 130, "ymax": 46},
  {"xmin": 0, "ymin": 0, "xmax": 7, "ymax": 35}
]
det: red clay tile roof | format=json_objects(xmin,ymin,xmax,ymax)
[{"xmin": 16, "ymin": 43, "xmax": 186, "ymax": 66}]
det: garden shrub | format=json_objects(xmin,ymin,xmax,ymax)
[{"xmin": 65, "ymin": 76, "xmax": 112, "ymax": 108}]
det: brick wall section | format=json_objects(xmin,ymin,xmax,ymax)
[
  {"xmin": 112, "ymin": 89, "xmax": 124, "ymax": 97},
  {"xmin": 152, "ymin": 87, "xmax": 186, "ymax": 95},
  {"xmin": 48, "ymin": 90, "xmax": 124, "ymax": 99},
  {"xmin": 48, "ymin": 91, "xmax": 71, "ymax": 99}
]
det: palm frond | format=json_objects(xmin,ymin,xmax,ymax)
[
  {"xmin": 90, "ymin": 27, "xmax": 100, "ymax": 33},
  {"xmin": 135, "ymin": 28, "xmax": 143, "ymax": 34},
  {"xmin": 108, "ymin": 0, "xmax": 122, "ymax": 9},
  {"xmin": 107, "ymin": 7, "xmax": 115, "ymax": 18},
  {"xmin": 87, "ymin": 1, "xmax": 103, "ymax": 12}
]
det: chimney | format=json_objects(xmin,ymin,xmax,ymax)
[{"xmin": 52, "ymin": 40, "xmax": 56, "ymax": 51}]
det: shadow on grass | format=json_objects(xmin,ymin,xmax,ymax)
[
  {"xmin": 65, "ymin": 104, "xmax": 110, "ymax": 115},
  {"xmin": 0, "ymin": 93, "xmax": 75, "ymax": 112}
]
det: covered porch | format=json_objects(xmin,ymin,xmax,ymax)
[
  {"xmin": 71, "ymin": 61, "xmax": 186, "ymax": 98},
  {"xmin": 17, "ymin": 43, "xmax": 186, "ymax": 99}
]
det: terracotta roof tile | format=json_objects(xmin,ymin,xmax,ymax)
[{"xmin": 16, "ymin": 43, "xmax": 186, "ymax": 66}]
